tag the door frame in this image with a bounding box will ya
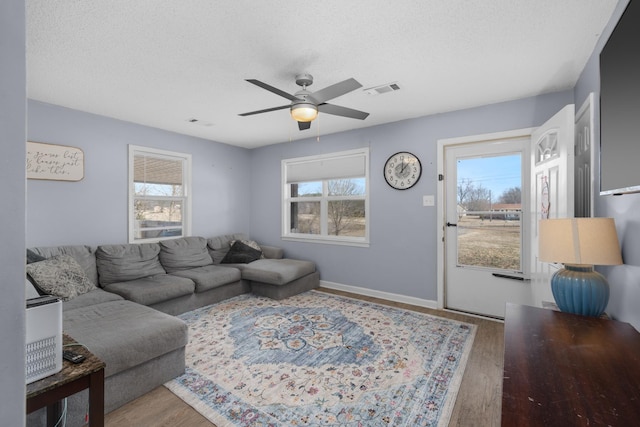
[436,127,535,311]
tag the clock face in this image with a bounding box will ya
[384,151,422,190]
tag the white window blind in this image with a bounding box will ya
[128,145,192,243]
[286,153,366,183]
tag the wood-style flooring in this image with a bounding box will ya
[105,288,504,427]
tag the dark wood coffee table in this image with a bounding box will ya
[502,303,640,426]
[27,334,105,427]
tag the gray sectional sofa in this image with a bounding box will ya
[26,233,319,426]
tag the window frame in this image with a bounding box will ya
[282,148,370,247]
[128,145,192,244]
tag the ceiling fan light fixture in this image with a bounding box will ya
[290,103,318,122]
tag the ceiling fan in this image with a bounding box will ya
[239,73,369,130]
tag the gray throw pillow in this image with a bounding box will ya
[26,254,97,301]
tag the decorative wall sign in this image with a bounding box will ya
[26,141,84,181]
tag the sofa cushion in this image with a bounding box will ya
[221,240,263,264]
[240,258,316,286]
[63,288,124,312]
[259,245,284,260]
[207,233,249,264]
[96,243,165,286]
[159,236,213,273]
[169,264,242,293]
[29,245,98,285]
[63,300,188,377]
[102,274,195,306]
[26,254,97,301]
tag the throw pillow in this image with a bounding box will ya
[27,249,47,264]
[221,240,263,264]
[26,254,97,301]
[229,239,264,259]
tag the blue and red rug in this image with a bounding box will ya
[165,291,476,426]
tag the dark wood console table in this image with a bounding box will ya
[27,334,105,427]
[502,303,640,426]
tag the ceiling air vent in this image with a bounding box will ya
[185,118,213,127]
[363,82,401,96]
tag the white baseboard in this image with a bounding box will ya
[319,280,438,310]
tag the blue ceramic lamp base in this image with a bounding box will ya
[551,264,609,317]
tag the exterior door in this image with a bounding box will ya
[529,104,575,307]
[444,137,530,318]
[441,105,575,319]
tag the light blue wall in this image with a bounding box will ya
[0,0,27,424]
[250,91,573,301]
[575,0,640,330]
[27,101,252,247]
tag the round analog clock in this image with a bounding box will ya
[384,151,422,190]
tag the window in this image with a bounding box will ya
[128,145,192,243]
[282,148,369,246]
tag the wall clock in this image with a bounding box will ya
[384,151,422,190]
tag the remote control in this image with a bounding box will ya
[63,350,86,364]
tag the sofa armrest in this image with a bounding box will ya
[260,245,284,259]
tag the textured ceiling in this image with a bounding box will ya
[26,0,618,149]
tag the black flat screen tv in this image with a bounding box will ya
[599,0,640,195]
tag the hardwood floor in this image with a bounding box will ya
[105,288,504,427]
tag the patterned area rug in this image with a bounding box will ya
[165,291,476,427]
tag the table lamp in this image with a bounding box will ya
[538,218,623,317]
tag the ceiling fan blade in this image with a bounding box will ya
[318,103,369,120]
[308,78,363,104]
[238,105,290,117]
[245,79,300,102]
[298,121,311,131]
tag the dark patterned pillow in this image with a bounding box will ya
[26,254,96,301]
[229,239,264,259]
[221,240,263,264]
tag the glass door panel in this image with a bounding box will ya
[456,154,522,273]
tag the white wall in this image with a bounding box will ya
[27,101,253,247]
[0,0,27,424]
[249,91,573,303]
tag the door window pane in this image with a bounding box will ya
[456,154,522,271]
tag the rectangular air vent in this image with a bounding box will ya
[363,82,401,96]
[186,118,214,127]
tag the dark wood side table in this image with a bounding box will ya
[502,303,640,426]
[27,334,105,427]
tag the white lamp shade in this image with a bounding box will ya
[539,218,623,266]
[290,104,318,122]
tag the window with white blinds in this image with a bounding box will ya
[282,148,369,246]
[128,145,192,243]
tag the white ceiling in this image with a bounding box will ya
[26,0,618,149]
